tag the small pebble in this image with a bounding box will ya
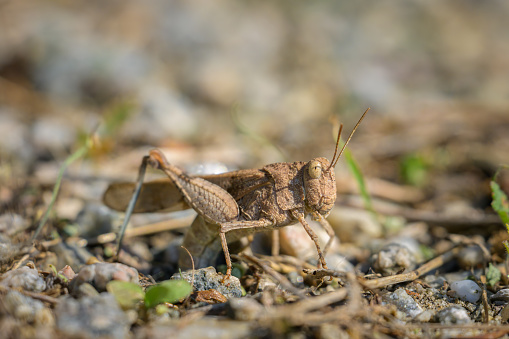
[0,214,29,236]
[227,297,264,321]
[287,271,305,288]
[456,246,484,269]
[3,291,54,326]
[500,304,509,322]
[491,289,509,302]
[327,207,383,244]
[372,243,416,275]
[74,282,100,298]
[384,288,423,319]
[146,304,180,323]
[423,275,447,289]
[70,262,139,293]
[55,293,129,339]
[135,318,251,339]
[173,266,242,298]
[58,265,77,281]
[325,253,354,272]
[75,203,116,238]
[414,310,433,323]
[449,280,481,303]
[0,266,46,292]
[436,305,472,324]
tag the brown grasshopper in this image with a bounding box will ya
[103,109,369,279]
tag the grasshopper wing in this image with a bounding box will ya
[103,179,189,213]
[103,169,269,213]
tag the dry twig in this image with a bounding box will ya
[359,247,459,289]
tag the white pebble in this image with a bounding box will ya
[449,280,481,303]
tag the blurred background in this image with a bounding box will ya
[1,0,508,248]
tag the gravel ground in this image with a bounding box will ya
[1,1,509,338]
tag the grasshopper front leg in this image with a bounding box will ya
[294,212,328,270]
[220,213,329,272]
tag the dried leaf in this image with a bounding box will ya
[195,289,228,304]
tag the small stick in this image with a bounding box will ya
[480,274,490,323]
[359,247,459,289]
[181,246,195,290]
[271,287,348,316]
[303,268,347,280]
[11,254,30,270]
[89,215,195,246]
[0,285,59,305]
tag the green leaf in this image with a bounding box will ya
[106,281,145,310]
[48,264,68,282]
[48,264,58,276]
[487,263,502,287]
[491,180,509,226]
[400,154,428,187]
[419,244,435,261]
[144,280,192,308]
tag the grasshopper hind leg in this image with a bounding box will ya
[115,155,151,258]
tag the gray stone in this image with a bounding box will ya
[135,318,250,339]
[0,214,29,236]
[227,297,264,321]
[70,262,139,293]
[449,280,481,303]
[436,306,472,324]
[491,288,509,302]
[372,243,417,275]
[384,288,423,319]
[172,266,242,298]
[3,291,54,326]
[55,293,129,339]
[75,203,116,238]
[456,246,484,269]
[0,266,46,292]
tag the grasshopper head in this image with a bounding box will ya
[303,157,336,217]
[303,107,369,217]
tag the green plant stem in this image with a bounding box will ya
[344,148,375,216]
[31,144,90,241]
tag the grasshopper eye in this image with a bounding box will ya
[308,160,322,179]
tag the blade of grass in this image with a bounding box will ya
[31,140,92,241]
[343,148,375,216]
[32,102,134,241]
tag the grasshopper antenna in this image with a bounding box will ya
[115,155,150,257]
[329,123,344,171]
[329,107,370,170]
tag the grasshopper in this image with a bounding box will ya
[103,109,369,279]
